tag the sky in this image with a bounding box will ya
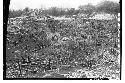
[9,0,119,10]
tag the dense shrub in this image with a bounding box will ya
[96,0,120,15]
[9,9,23,18]
[6,8,120,78]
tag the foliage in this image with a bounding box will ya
[78,3,96,17]
[96,0,120,14]
[6,7,120,79]
[9,9,23,18]
[9,1,119,18]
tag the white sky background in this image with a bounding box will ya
[9,0,119,10]
[10,0,119,10]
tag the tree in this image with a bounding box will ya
[78,3,96,17]
[66,8,75,16]
[96,0,120,15]
[22,7,31,16]
[9,9,23,18]
[47,7,59,16]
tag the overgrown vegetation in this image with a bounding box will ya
[9,1,119,18]
[6,1,120,79]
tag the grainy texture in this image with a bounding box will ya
[5,1,120,80]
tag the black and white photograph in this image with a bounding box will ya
[3,0,121,80]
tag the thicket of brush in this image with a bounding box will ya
[6,0,120,79]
